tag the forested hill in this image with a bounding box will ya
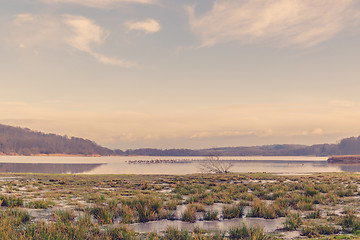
[0,124,113,156]
[118,136,360,157]
[2,123,360,157]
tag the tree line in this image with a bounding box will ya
[1,123,360,156]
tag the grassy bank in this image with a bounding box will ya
[0,172,360,239]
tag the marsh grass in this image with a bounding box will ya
[284,212,302,231]
[1,172,360,239]
[0,195,23,207]
[128,195,163,222]
[301,224,339,237]
[228,224,268,240]
[90,206,115,224]
[164,226,191,240]
[248,199,285,219]
[27,199,55,209]
[0,209,31,226]
[165,199,180,210]
[181,205,196,223]
[203,210,219,221]
[306,209,321,219]
[53,209,75,223]
[223,204,244,219]
[340,209,360,233]
[108,226,136,240]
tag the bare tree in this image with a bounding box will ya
[200,149,233,173]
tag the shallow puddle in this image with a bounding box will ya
[129,217,285,233]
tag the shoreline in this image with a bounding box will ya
[328,155,360,163]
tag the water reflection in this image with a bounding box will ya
[335,164,360,172]
[0,156,358,175]
[130,218,285,233]
[0,163,103,174]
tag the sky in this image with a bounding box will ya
[1,0,360,149]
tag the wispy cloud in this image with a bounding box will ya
[40,0,156,8]
[124,19,161,33]
[1,101,360,148]
[11,14,136,67]
[186,0,360,48]
[63,15,136,67]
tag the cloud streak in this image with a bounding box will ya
[2,100,360,148]
[11,14,136,67]
[63,15,136,67]
[125,19,161,33]
[187,0,360,47]
[41,0,156,8]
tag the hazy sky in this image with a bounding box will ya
[2,0,360,149]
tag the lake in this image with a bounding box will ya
[0,155,359,174]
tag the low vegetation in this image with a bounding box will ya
[0,172,359,239]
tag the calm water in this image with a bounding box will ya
[0,155,358,174]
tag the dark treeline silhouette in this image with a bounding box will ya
[0,124,113,156]
[2,123,360,157]
[115,148,202,156]
[118,137,360,157]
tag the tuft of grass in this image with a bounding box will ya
[305,209,321,219]
[125,195,163,223]
[53,209,75,223]
[0,209,31,226]
[0,195,23,208]
[90,206,115,224]
[163,226,191,240]
[165,199,180,210]
[27,199,55,209]
[119,204,135,224]
[301,224,339,237]
[284,212,302,231]
[108,226,136,240]
[248,199,284,219]
[340,210,360,233]
[181,206,196,223]
[229,224,268,240]
[223,205,244,219]
[203,210,218,221]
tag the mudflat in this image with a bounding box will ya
[0,172,360,239]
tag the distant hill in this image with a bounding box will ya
[2,123,360,157]
[118,136,360,157]
[0,124,113,156]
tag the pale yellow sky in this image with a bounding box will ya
[1,0,360,149]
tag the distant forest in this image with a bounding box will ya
[117,137,360,157]
[0,124,113,156]
[1,123,360,156]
